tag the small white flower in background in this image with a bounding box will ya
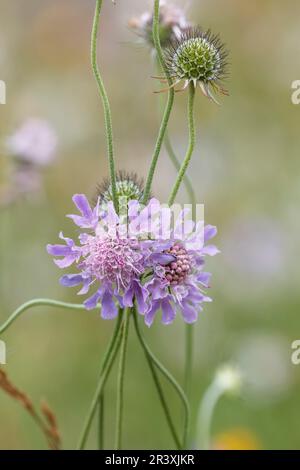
[129,0,191,48]
[6,118,57,166]
[215,364,242,396]
[196,364,243,449]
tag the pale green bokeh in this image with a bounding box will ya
[0,0,300,449]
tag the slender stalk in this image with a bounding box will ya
[115,308,130,450]
[77,313,123,450]
[0,299,95,336]
[155,60,196,210]
[132,309,190,449]
[197,382,223,450]
[142,0,175,204]
[164,132,196,210]
[184,324,194,399]
[168,83,196,206]
[132,308,181,449]
[97,394,104,450]
[91,0,118,212]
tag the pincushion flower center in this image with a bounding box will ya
[83,235,143,290]
[163,244,191,286]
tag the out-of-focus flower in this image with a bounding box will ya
[143,203,219,326]
[196,363,242,450]
[129,1,191,48]
[0,118,57,206]
[213,428,261,450]
[163,27,228,103]
[215,364,242,397]
[222,216,286,289]
[6,118,57,166]
[235,333,293,403]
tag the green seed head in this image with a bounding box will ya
[173,37,221,83]
[165,28,228,95]
[96,171,144,210]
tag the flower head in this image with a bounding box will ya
[143,203,220,326]
[164,28,228,103]
[47,195,219,325]
[47,194,154,319]
[129,1,191,49]
[6,118,57,166]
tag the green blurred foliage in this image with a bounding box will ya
[1,0,300,449]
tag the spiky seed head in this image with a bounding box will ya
[95,171,145,210]
[164,28,228,101]
[173,37,220,83]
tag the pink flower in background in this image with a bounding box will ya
[6,118,57,166]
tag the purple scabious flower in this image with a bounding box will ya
[143,204,220,326]
[6,118,57,166]
[47,194,154,319]
[47,195,219,325]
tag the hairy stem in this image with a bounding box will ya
[115,308,130,450]
[77,313,123,450]
[168,83,196,206]
[0,299,94,336]
[91,0,118,212]
[133,309,190,449]
[132,308,182,449]
[164,132,196,210]
[155,60,196,210]
[142,0,175,204]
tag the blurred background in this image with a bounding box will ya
[1,0,300,450]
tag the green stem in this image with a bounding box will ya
[98,394,104,450]
[165,132,196,210]
[77,313,123,450]
[91,0,118,213]
[115,308,130,450]
[133,309,190,449]
[168,83,196,206]
[155,60,196,211]
[0,299,94,336]
[197,382,223,450]
[132,308,181,449]
[184,324,193,400]
[142,0,175,204]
